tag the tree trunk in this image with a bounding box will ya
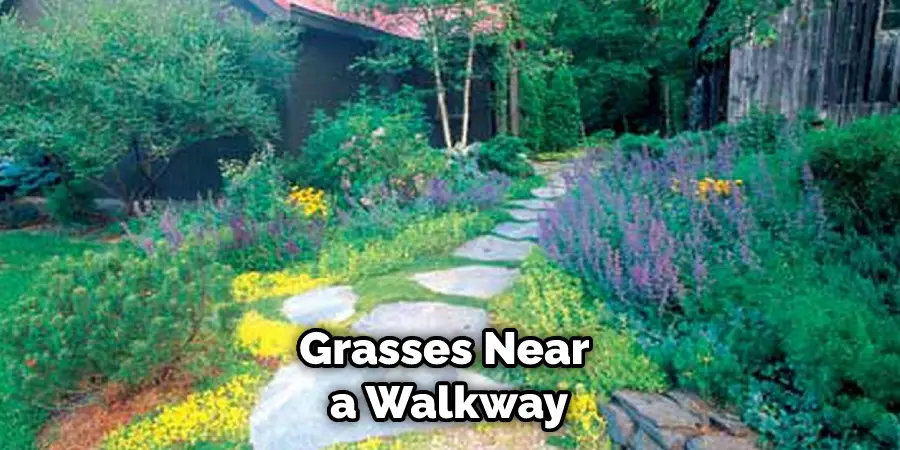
[687,0,723,130]
[460,9,477,147]
[426,10,454,151]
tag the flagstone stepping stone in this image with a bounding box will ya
[412,266,520,299]
[493,221,539,240]
[351,301,488,345]
[282,286,358,325]
[251,364,458,450]
[506,208,546,222]
[531,186,566,199]
[508,199,555,210]
[454,235,536,262]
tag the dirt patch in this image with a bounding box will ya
[37,370,194,450]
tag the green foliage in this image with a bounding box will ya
[520,67,548,152]
[476,135,534,178]
[290,89,446,201]
[0,242,234,409]
[732,108,788,154]
[219,146,288,223]
[488,252,668,394]
[44,181,97,225]
[0,158,59,198]
[543,66,583,152]
[0,0,297,205]
[616,132,668,157]
[316,210,495,281]
[807,113,900,234]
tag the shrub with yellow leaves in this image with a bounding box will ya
[287,186,329,218]
[232,270,333,303]
[103,374,264,450]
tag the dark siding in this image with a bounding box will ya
[280,27,379,152]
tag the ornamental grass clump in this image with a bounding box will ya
[0,242,234,410]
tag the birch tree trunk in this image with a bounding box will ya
[459,5,477,147]
[425,9,454,151]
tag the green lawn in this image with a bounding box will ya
[0,230,106,310]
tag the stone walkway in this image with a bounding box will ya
[250,162,572,450]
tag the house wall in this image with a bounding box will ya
[728,0,899,124]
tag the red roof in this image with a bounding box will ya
[276,0,501,39]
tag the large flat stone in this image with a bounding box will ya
[531,186,566,199]
[411,266,520,299]
[251,364,459,450]
[508,199,555,210]
[614,391,702,430]
[493,221,539,240]
[505,208,547,222]
[454,235,536,262]
[282,286,357,325]
[351,301,488,345]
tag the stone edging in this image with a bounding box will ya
[599,389,760,450]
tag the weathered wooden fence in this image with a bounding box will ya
[728,0,900,124]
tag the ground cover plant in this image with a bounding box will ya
[540,116,900,449]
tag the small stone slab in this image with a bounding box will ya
[251,364,460,450]
[508,199,555,210]
[613,390,703,430]
[454,235,536,262]
[411,266,520,299]
[493,221,539,240]
[351,301,488,345]
[282,286,357,325]
[505,208,546,222]
[531,186,566,199]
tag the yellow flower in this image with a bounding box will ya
[232,270,333,303]
[103,374,264,450]
[235,311,303,361]
[287,186,329,218]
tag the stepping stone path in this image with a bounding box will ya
[531,186,566,199]
[412,266,521,299]
[493,221,539,240]
[508,199,555,210]
[282,286,358,325]
[453,235,536,262]
[506,208,546,222]
[251,160,573,450]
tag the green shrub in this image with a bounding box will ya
[476,135,534,178]
[219,146,288,223]
[489,253,667,394]
[520,69,548,152]
[0,242,234,408]
[616,132,667,157]
[0,0,295,210]
[543,66,583,152]
[732,108,787,154]
[289,88,446,202]
[45,181,97,225]
[807,113,900,234]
